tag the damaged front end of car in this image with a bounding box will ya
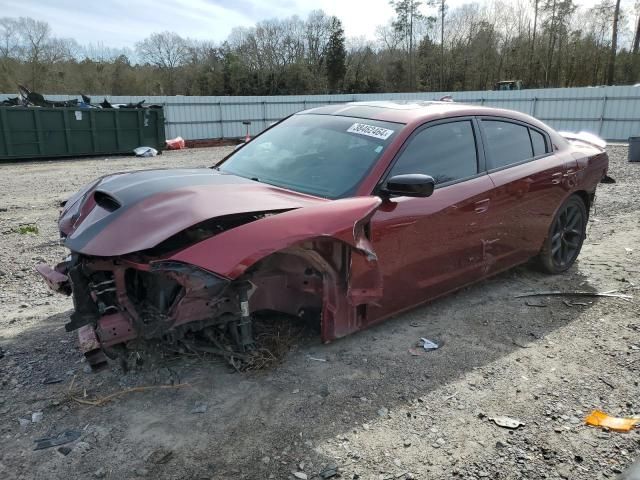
[36,172,384,370]
[38,254,250,369]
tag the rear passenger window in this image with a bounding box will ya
[389,121,477,185]
[482,120,533,169]
[530,129,548,156]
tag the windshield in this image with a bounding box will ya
[219,114,402,199]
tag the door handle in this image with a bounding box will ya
[474,198,490,213]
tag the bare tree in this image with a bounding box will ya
[541,0,576,86]
[0,17,20,89]
[375,23,403,50]
[0,17,19,59]
[136,31,189,70]
[17,17,51,90]
[305,10,332,75]
[606,0,622,84]
[136,31,188,94]
[632,1,639,54]
[0,5,637,97]
[390,0,425,89]
[529,0,540,84]
[428,0,447,90]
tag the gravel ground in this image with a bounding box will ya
[0,145,638,480]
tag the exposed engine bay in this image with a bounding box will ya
[37,229,371,370]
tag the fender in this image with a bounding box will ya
[169,196,384,303]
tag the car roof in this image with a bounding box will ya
[297,100,567,149]
[299,100,534,125]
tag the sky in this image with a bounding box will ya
[5,0,611,50]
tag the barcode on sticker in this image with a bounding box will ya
[347,123,394,140]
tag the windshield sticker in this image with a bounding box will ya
[347,123,394,140]
[374,145,383,153]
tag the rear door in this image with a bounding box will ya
[368,118,495,322]
[478,117,577,271]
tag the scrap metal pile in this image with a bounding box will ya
[1,85,161,109]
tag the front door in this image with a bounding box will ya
[367,119,495,323]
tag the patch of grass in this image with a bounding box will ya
[16,223,39,235]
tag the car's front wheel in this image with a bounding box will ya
[538,194,587,274]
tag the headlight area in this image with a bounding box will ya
[62,256,238,369]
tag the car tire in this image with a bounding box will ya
[538,194,587,274]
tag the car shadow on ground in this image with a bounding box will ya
[0,263,603,479]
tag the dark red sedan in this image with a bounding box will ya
[37,101,609,367]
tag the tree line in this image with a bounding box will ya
[1,0,639,97]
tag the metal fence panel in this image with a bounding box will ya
[3,86,639,141]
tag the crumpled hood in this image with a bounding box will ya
[60,168,327,256]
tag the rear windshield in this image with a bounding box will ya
[219,114,402,199]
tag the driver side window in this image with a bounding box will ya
[389,120,478,185]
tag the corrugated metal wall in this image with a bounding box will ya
[4,86,639,141]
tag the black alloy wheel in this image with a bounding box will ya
[538,195,587,274]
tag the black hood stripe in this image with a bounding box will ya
[64,169,255,253]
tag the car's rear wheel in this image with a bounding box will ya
[538,195,587,274]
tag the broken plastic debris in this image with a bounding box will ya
[306,355,327,362]
[166,136,186,150]
[190,402,208,414]
[33,430,81,450]
[409,337,440,356]
[42,377,63,384]
[584,410,640,432]
[420,338,439,350]
[133,146,158,157]
[319,464,339,479]
[601,175,616,184]
[489,416,525,429]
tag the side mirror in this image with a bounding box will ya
[382,174,435,198]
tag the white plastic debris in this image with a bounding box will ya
[409,337,441,356]
[489,416,525,429]
[190,403,208,414]
[420,338,439,350]
[133,146,158,157]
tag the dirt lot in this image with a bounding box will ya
[0,145,638,480]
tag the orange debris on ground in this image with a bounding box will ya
[584,410,640,432]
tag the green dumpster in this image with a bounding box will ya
[0,107,165,160]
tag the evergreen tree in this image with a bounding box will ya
[390,0,425,90]
[326,17,346,92]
